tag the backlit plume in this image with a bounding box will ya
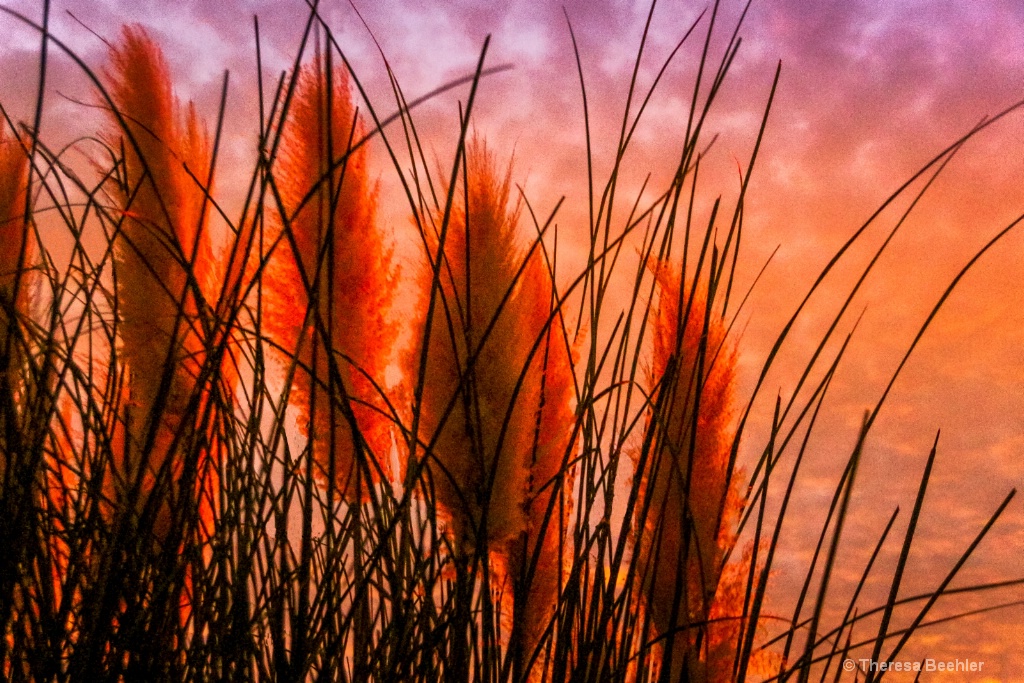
[264,54,399,501]
[415,138,576,678]
[0,124,31,474]
[508,247,577,680]
[0,126,31,371]
[103,25,219,535]
[633,261,742,682]
[416,137,532,551]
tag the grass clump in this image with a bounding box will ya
[0,1,1019,681]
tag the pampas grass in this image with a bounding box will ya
[0,3,1019,681]
[0,124,31,399]
[103,25,218,535]
[0,124,32,662]
[631,260,740,681]
[507,240,578,681]
[414,136,578,678]
[416,136,536,553]
[264,50,399,501]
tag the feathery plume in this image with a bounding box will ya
[0,125,31,392]
[0,124,31,485]
[701,543,781,682]
[507,248,578,680]
[415,136,533,551]
[103,25,219,539]
[415,137,576,679]
[0,125,33,665]
[633,260,739,682]
[264,54,399,501]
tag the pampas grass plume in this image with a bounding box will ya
[634,260,738,681]
[416,137,576,678]
[104,25,218,537]
[509,247,577,680]
[264,54,399,500]
[0,125,31,378]
[0,124,30,482]
[105,25,212,444]
[416,136,533,551]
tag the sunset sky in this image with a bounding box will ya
[2,0,1022,678]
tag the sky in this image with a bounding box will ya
[1,0,1022,679]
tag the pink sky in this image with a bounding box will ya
[2,0,1022,678]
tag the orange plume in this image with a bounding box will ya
[633,261,740,681]
[264,54,399,501]
[415,136,534,550]
[103,24,225,545]
[414,137,576,679]
[104,25,213,455]
[0,124,31,386]
[509,248,578,680]
[0,123,31,486]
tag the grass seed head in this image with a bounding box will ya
[103,24,219,543]
[264,53,399,500]
[415,135,534,551]
[0,125,31,352]
[634,259,740,679]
